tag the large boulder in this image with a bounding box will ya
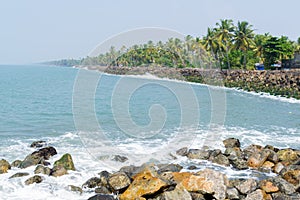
[0,159,11,174]
[108,172,131,192]
[53,153,75,171]
[247,149,270,168]
[223,138,241,148]
[259,179,279,193]
[277,149,299,165]
[119,169,168,200]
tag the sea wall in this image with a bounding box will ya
[81,66,300,99]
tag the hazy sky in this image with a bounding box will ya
[1,0,299,64]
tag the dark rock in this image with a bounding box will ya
[190,192,205,200]
[223,138,241,148]
[83,177,102,188]
[187,165,198,170]
[119,165,142,178]
[208,149,222,160]
[229,156,248,170]
[53,153,75,171]
[34,165,51,175]
[32,146,57,160]
[212,154,230,166]
[68,185,82,194]
[187,149,210,160]
[11,160,22,168]
[264,145,279,152]
[87,194,117,200]
[108,172,131,191]
[235,179,258,194]
[157,163,183,173]
[9,172,29,179]
[95,186,111,194]
[98,170,111,187]
[280,165,300,187]
[270,176,296,195]
[0,159,11,174]
[50,165,68,177]
[25,175,43,185]
[266,149,279,163]
[30,140,47,148]
[176,147,188,156]
[111,155,128,163]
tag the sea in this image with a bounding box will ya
[0,64,299,199]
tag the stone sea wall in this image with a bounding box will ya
[83,66,300,99]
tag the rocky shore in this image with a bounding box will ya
[1,138,300,200]
[79,65,300,99]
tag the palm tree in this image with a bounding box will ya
[254,33,271,63]
[202,28,219,57]
[232,21,255,69]
[215,19,234,68]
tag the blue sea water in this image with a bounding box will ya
[0,64,300,199]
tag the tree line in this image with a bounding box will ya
[52,19,300,70]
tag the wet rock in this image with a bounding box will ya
[157,163,183,173]
[19,146,57,168]
[264,145,279,152]
[228,155,248,170]
[88,194,117,200]
[243,144,263,159]
[50,165,68,177]
[235,179,257,194]
[9,172,29,179]
[83,177,102,188]
[53,153,75,171]
[281,165,300,186]
[259,179,279,193]
[187,149,210,160]
[189,192,205,200]
[30,140,47,148]
[277,149,299,164]
[34,165,51,175]
[108,172,131,192]
[271,176,296,195]
[25,175,43,185]
[212,154,230,166]
[224,147,242,157]
[95,186,111,194]
[223,138,240,148]
[266,149,279,163]
[161,184,192,200]
[0,159,11,174]
[274,162,285,174]
[176,147,188,156]
[247,149,270,168]
[226,187,240,199]
[111,155,128,163]
[208,149,222,160]
[119,169,167,200]
[245,189,269,200]
[119,165,143,178]
[98,170,111,187]
[11,160,22,168]
[68,185,83,194]
[187,165,198,170]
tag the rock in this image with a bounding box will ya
[9,172,29,179]
[119,165,143,178]
[247,149,270,168]
[187,149,210,160]
[0,159,11,174]
[162,184,192,200]
[228,156,248,170]
[259,180,279,193]
[157,164,183,173]
[208,149,222,160]
[34,165,51,175]
[223,138,241,148]
[274,162,285,174]
[212,154,230,166]
[176,147,188,156]
[264,145,279,152]
[189,192,206,200]
[281,165,300,186]
[30,140,47,148]
[262,161,275,169]
[245,189,269,200]
[87,194,117,200]
[50,165,68,177]
[224,147,242,157]
[235,179,257,194]
[19,146,57,168]
[83,177,102,188]
[68,185,83,194]
[119,169,168,200]
[187,165,198,170]
[277,149,299,164]
[266,149,279,163]
[108,172,131,192]
[98,170,111,187]
[11,160,22,168]
[243,144,263,159]
[271,177,296,195]
[95,186,111,194]
[53,153,75,171]
[25,175,43,185]
[227,187,240,199]
[111,155,128,163]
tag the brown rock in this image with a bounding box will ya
[9,172,29,179]
[277,149,299,164]
[51,165,68,177]
[281,167,300,186]
[223,138,241,148]
[11,160,22,168]
[108,172,131,192]
[260,180,279,193]
[245,189,270,200]
[34,165,51,175]
[119,169,167,200]
[247,150,270,168]
[68,185,83,194]
[0,159,11,174]
[25,175,43,185]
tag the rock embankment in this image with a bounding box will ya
[81,65,300,99]
[1,138,299,200]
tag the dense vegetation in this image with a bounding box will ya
[52,19,300,70]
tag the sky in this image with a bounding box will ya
[1,0,299,64]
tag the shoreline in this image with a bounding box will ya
[75,65,300,100]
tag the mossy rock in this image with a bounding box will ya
[54,153,75,171]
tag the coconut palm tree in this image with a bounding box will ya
[232,21,255,69]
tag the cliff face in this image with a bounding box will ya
[84,66,300,99]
